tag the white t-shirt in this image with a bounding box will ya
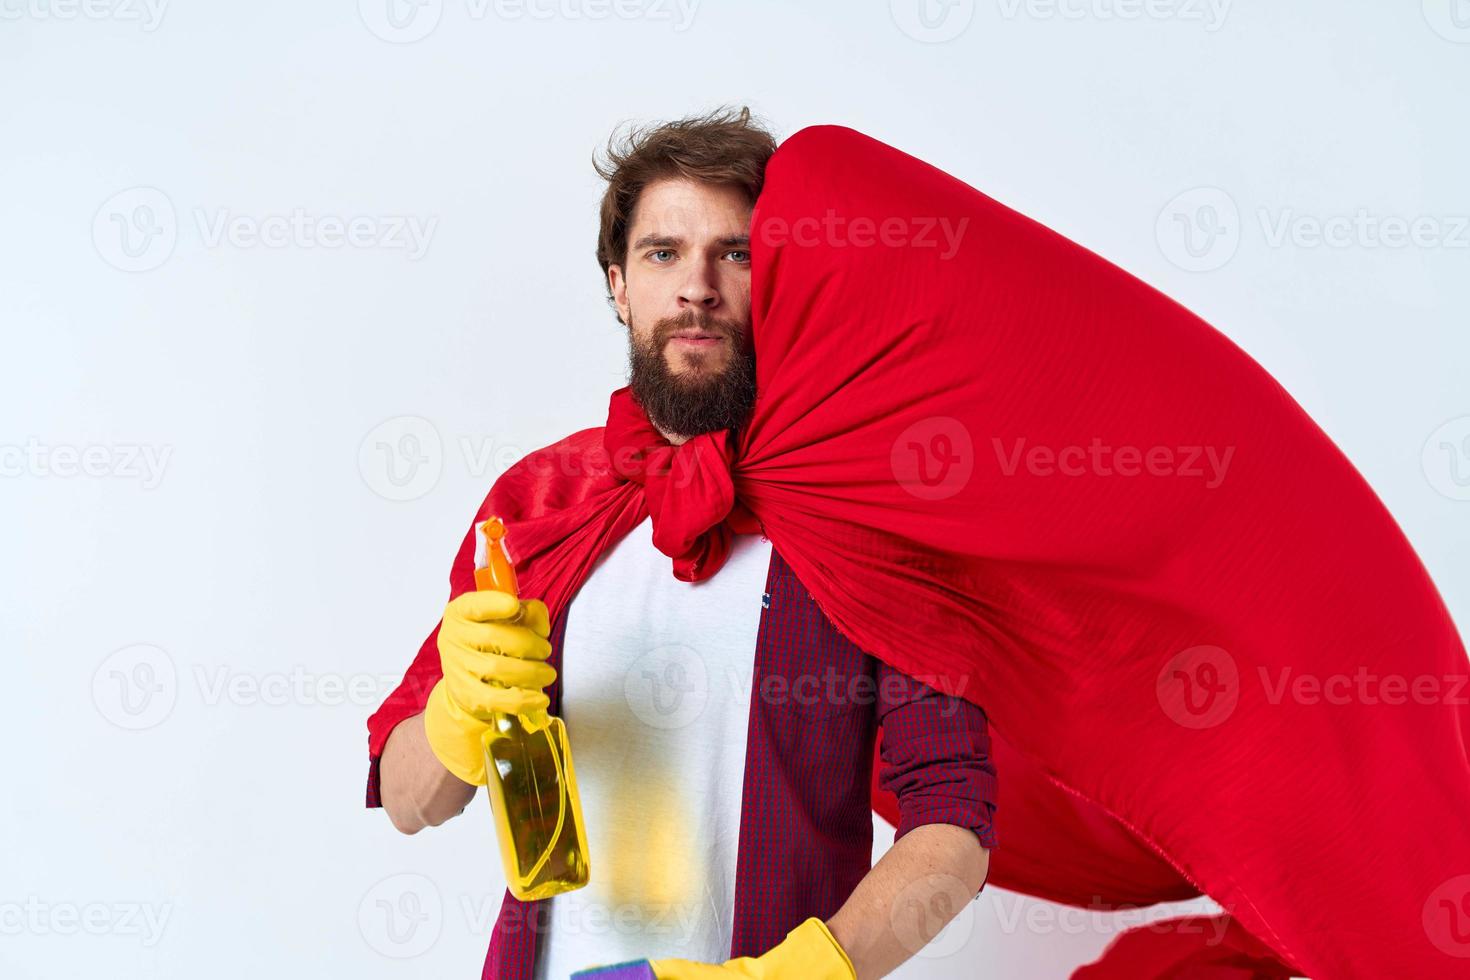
[533,515,774,980]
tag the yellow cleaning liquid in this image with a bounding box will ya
[474,516,591,901]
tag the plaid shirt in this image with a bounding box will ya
[366,544,998,978]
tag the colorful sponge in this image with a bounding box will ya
[569,960,656,979]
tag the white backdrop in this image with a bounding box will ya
[2,2,1466,977]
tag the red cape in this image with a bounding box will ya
[370,125,1470,978]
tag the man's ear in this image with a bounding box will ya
[608,264,631,327]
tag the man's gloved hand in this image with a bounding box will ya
[647,917,857,979]
[422,589,555,785]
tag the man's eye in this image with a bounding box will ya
[726,250,750,263]
[649,250,674,263]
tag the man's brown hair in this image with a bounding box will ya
[593,105,779,322]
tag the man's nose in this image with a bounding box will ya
[676,262,721,308]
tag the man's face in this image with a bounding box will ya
[608,177,757,443]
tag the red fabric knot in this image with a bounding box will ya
[603,386,759,581]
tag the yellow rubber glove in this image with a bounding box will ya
[648,917,857,979]
[422,589,555,786]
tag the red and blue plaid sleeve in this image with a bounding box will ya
[874,658,999,851]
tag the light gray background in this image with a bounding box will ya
[2,1,1466,977]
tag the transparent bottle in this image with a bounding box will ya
[474,516,591,901]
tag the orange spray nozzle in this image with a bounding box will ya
[474,516,520,597]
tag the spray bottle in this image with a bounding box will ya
[474,515,591,900]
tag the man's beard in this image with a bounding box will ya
[627,309,757,441]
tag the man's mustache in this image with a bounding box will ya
[654,313,745,344]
